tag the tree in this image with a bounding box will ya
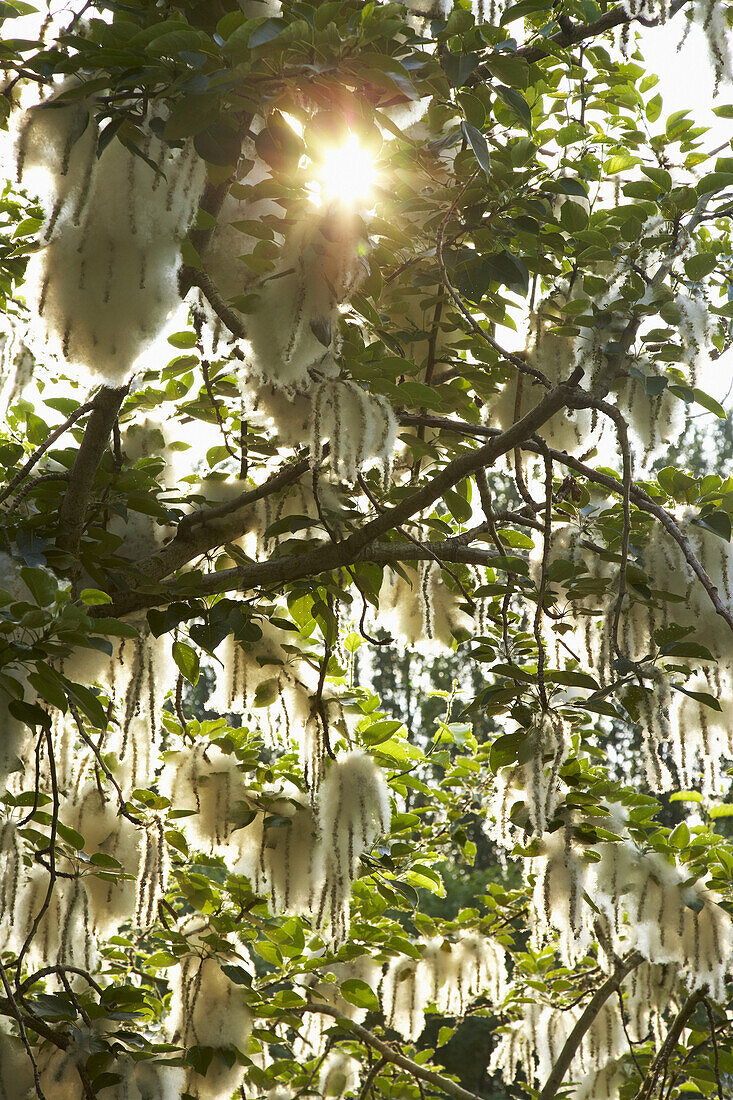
[2,0,733,1098]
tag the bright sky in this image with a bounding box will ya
[640,19,722,137]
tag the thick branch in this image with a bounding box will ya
[96,541,508,617]
[178,266,247,340]
[498,0,692,66]
[401,412,733,636]
[56,386,127,557]
[304,1003,484,1100]
[538,951,644,1100]
[102,372,581,617]
[634,988,705,1100]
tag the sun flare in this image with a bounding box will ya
[317,133,376,206]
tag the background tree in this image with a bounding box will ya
[2,2,733,1100]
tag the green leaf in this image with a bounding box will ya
[494,85,532,131]
[80,588,112,606]
[669,822,690,849]
[167,330,197,349]
[338,979,379,1012]
[362,719,403,746]
[19,566,56,607]
[460,121,490,176]
[172,640,200,686]
[685,253,717,280]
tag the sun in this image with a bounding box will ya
[316,133,377,207]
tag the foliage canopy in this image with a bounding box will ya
[3,1,733,1099]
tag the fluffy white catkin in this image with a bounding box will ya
[318,1052,360,1098]
[316,752,391,942]
[0,1030,34,1099]
[378,562,471,654]
[0,819,23,945]
[14,96,204,385]
[237,208,364,393]
[234,788,321,916]
[159,743,252,855]
[135,814,169,928]
[168,954,252,1100]
[381,955,427,1041]
[295,955,382,1057]
[67,781,142,935]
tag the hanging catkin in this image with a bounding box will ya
[168,952,253,1100]
[160,743,253,855]
[234,786,321,916]
[295,955,382,1057]
[135,814,169,927]
[68,781,142,935]
[315,752,391,943]
[318,1052,360,1099]
[13,94,205,385]
[378,562,471,654]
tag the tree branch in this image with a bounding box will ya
[634,988,705,1100]
[0,401,92,510]
[99,373,582,617]
[538,951,644,1100]
[304,1003,485,1100]
[180,266,247,341]
[56,386,127,558]
[492,0,693,67]
[401,412,733,636]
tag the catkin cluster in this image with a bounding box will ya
[382,933,508,1041]
[10,93,204,385]
[523,813,733,999]
[378,562,472,654]
[168,948,253,1100]
[492,962,678,1100]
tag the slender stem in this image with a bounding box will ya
[0,959,46,1100]
[0,401,92,510]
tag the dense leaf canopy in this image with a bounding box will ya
[2,2,733,1099]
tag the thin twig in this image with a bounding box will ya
[304,1003,485,1100]
[434,173,550,389]
[0,401,92,509]
[68,702,143,827]
[0,958,46,1100]
[4,472,69,519]
[16,724,59,985]
[400,412,733,637]
[704,999,724,1100]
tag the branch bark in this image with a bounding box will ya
[499,0,692,66]
[99,372,582,617]
[538,951,644,1100]
[401,412,733,637]
[634,988,705,1100]
[304,1003,485,1100]
[56,386,127,558]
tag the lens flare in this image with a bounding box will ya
[318,134,376,206]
